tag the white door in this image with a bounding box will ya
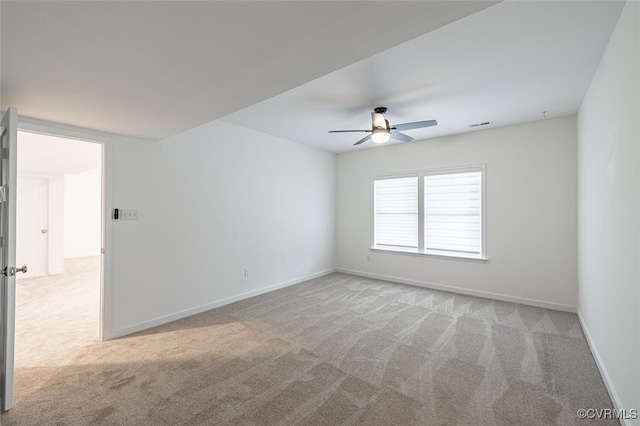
[16,177,49,278]
[0,107,21,411]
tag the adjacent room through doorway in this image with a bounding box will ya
[14,131,103,372]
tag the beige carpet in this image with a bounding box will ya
[1,261,614,425]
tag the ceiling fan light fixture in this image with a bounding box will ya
[371,129,390,144]
[328,107,437,146]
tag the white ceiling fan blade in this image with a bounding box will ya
[354,134,372,146]
[393,120,438,131]
[390,131,414,143]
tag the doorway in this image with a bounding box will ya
[14,131,103,368]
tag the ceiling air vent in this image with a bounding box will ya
[468,121,493,128]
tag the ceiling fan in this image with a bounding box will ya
[329,107,437,146]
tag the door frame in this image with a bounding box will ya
[17,116,112,342]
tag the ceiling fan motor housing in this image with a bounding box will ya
[371,112,389,130]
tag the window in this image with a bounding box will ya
[425,170,482,256]
[373,165,485,260]
[374,176,418,249]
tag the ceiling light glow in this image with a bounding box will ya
[371,130,390,144]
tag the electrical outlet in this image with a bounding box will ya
[366,255,371,262]
[244,268,250,278]
[120,209,139,220]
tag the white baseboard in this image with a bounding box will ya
[336,268,576,313]
[576,309,631,426]
[108,268,336,339]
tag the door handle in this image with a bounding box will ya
[1,266,27,276]
[41,229,48,233]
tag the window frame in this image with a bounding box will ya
[371,164,487,262]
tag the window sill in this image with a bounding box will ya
[370,246,489,263]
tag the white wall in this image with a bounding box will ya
[337,116,578,310]
[0,2,2,108]
[64,166,102,258]
[577,2,639,422]
[48,175,65,274]
[107,120,336,337]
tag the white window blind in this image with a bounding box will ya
[424,171,481,255]
[374,176,418,249]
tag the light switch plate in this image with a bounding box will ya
[120,209,139,220]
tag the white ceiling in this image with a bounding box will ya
[224,1,625,153]
[1,1,497,141]
[2,2,625,153]
[17,131,101,176]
